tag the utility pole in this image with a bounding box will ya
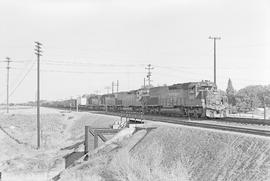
[112,81,114,94]
[143,78,146,89]
[208,36,221,86]
[4,57,12,113]
[35,41,42,149]
[105,86,110,94]
[110,81,119,94]
[116,80,119,93]
[145,64,154,87]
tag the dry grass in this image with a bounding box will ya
[0,107,117,180]
[60,126,270,181]
[2,107,270,181]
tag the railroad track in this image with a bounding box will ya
[154,118,270,137]
[91,110,270,125]
[90,111,270,137]
[45,105,270,125]
[43,106,270,137]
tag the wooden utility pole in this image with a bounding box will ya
[105,86,110,94]
[116,80,119,93]
[112,81,114,94]
[209,36,221,86]
[4,57,11,113]
[145,64,154,87]
[143,78,146,89]
[35,41,42,149]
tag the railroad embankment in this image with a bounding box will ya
[60,125,270,181]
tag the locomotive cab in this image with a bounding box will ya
[204,89,228,118]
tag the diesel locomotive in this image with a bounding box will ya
[77,80,228,118]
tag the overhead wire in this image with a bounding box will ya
[9,60,36,98]
[0,58,266,101]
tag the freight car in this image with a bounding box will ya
[42,99,77,109]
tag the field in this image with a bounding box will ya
[59,124,270,181]
[1,106,270,181]
[0,106,116,181]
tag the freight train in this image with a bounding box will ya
[43,80,228,118]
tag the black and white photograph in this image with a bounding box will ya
[0,0,270,180]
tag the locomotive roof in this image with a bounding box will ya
[90,81,215,98]
[169,81,215,88]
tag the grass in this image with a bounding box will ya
[0,107,117,180]
[2,107,270,181]
[59,126,270,181]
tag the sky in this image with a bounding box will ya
[0,0,269,103]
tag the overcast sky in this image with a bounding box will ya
[0,0,269,103]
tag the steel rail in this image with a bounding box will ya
[154,118,270,137]
[91,111,270,137]
[42,106,270,137]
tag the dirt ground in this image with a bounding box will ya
[1,106,270,181]
[0,106,116,181]
[59,125,270,181]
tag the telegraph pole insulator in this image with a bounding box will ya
[35,41,42,149]
[208,36,221,87]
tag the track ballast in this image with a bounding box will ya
[91,110,270,137]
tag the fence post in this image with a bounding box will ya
[94,132,98,149]
[84,126,89,154]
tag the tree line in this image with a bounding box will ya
[226,78,270,113]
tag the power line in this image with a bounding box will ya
[9,59,35,90]
[42,60,146,68]
[8,61,36,98]
[39,69,145,74]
